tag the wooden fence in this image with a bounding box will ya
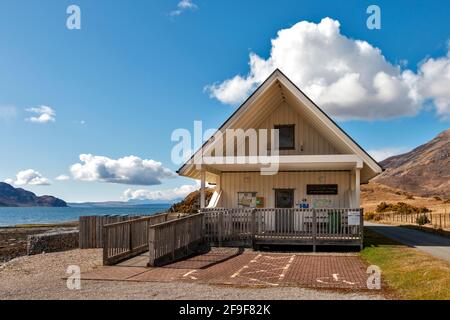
[79,215,143,249]
[148,213,204,267]
[102,213,170,265]
[372,211,450,230]
[203,208,363,250]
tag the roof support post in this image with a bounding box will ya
[355,168,361,208]
[200,169,206,209]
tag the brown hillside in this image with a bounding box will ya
[373,129,449,197]
[169,188,214,214]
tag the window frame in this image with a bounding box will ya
[274,124,295,150]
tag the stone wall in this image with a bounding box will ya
[27,229,79,255]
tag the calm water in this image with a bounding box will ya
[0,205,171,227]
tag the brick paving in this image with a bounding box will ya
[80,249,373,290]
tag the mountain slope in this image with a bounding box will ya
[0,182,67,207]
[373,129,450,197]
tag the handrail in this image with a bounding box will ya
[102,212,170,265]
[148,213,204,267]
[148,212,203,228]
[103,213,167,228]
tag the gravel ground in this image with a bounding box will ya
[0,249,385,300]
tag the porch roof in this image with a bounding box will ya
[182,154,363,183]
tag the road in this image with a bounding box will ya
[365,222,450,263]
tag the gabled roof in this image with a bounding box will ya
[178,69,383,182]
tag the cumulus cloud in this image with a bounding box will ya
[417,47,450,120]
[25,105,55,123]
[170,0,197,16]
[122,184,198,202]
[206,17,450,121]
[6,169,51,186]
[55,174,70,181]
[368,147,409,162]
[70,154,176,186]
[0,106,17,122]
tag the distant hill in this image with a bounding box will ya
[0,182,67,207]
[373,129,450,198]
[69,199,174,208]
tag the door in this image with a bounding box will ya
[275,189,294,233]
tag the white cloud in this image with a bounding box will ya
[70,154,176,186]
[368,147,408,162]
[0,106,17,122]
[4,178,14,185]
[170,0,197,16]
[25,105,55,123]
[55,174,70,181]
[6,169,51,186]
[122,184,198,202]
[417,48,450,120]
[206,18,450,121]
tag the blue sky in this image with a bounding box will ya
[0,0,449,202]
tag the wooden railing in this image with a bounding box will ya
[102,213,169,265]
[148,213,204,267]
[103,208,364,266]
[80,215,144,249]
[203,208,363,250]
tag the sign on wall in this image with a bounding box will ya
[237,192,257,208]
[348,210,361,226]
[307,184,338,195]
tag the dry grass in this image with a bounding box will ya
[362,182,449,214]
[361,228,450,300]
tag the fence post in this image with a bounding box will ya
[79,216,84,249]
[147,227,155,267]
[218,212,223,247]
[312,209,317,253]
[251,209,256,248]
[129,221,133,254]
[360,208,364,250]
[102,226,108,266]
[172,223,176,260]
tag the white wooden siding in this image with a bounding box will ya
[219,101,340,157]
[218,171,351,208]
[256,101,339,155]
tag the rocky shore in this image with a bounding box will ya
[0,222,78,264]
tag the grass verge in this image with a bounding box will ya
[361,227,450,300]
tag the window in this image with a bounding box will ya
[274,124,295,150]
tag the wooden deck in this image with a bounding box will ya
[90,207,363,267]
[203,208,364,250]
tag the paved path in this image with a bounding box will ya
[365,222,450,263]
[82,249,372,291]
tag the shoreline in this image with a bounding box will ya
[0,221,79,264]
[1,220,79,229]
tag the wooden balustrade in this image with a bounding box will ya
[79,215,138,249]
[100,208,364,266]
[102,213,169,265]
[148,213,204,267]
[202,208,364,250]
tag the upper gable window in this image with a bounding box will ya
[274,124,295,150]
